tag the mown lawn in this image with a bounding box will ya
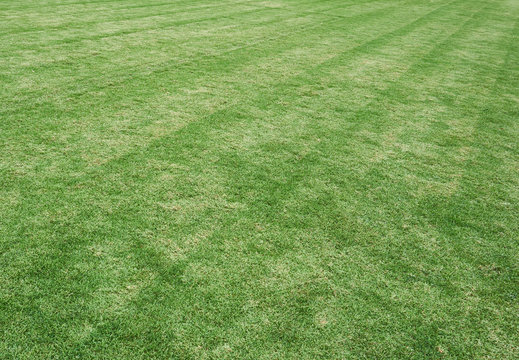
[1,0,518,358]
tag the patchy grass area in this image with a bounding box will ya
[1,0,518,358]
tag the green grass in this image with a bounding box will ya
[1,0,518,358]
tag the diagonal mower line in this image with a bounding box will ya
[77,0,451,83]
[0,0,274,37]
[417,15,519,232]
[418,13,518,189]
[0,0,455,189]
[394,14,519,287]
[0,0,356,38]
[340,2,492,160]
[397,11,519,199]
[1,0,258,18]
[212,1,492,219]
[0,0,182,12]
[0,0,409,113]
[93,1,494,313]
[0,0,463,177]
[37,1,481,318]
[1,8,390,88]
[0,4,269,39]
[73,0,463,180]
[1,0,368,54]
[148,4,495,298]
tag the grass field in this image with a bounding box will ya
[1,0,519,358]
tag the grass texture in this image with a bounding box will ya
[1,0,518,358]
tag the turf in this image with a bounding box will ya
[1,0,518,358]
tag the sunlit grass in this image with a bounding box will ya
[1,0,518,358]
